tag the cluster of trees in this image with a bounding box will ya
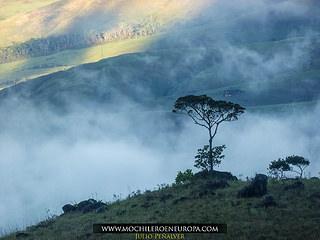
[0,16,161,64]
[268,156,310,179]
[172,94,312,181]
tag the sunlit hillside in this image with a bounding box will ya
[0,0,59,21]
[0,0,213,88]
[0,0,208,47]
[0,35,156,90]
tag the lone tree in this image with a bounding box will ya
[268,158,290,179]
[173,95,245,171]
[285,155,310,179]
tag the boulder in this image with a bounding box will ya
[77,199,97,211]
[238,174,268,198]
[193,170,238,181]
[62,204,76,213]
[16,232,29,238]
[62,199,106,213]
[77,199,105,213]
[260,195,277,208]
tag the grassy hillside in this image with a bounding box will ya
[1,38,319,110]
[1,173,320,240]
[0,0,206,47]
[0,35,156,89]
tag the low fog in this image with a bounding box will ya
[0,98,319,234]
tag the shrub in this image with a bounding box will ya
[194,145,226,171]
[175,169,193,184]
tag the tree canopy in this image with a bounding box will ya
[285,155,310,178]
[268,155,310,179]
[268,158,290,179]
[173,95,245,132]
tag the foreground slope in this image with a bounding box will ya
[2,174,320,240]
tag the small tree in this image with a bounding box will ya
[194,145,226,171]
[173,95,245,171]
[268,158,290,179]
[285,155,310,178]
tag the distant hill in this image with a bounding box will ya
[1,0,320,91]
[1,38,319,109]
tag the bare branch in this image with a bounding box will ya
[187,112,209,129]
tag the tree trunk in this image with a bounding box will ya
[209,128,213,172]
[299,166,303,178]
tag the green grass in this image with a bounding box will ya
[2,175,320,240]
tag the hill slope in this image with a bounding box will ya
[1,39,319,109]
[0,0,206,48]
[1,174,320,240]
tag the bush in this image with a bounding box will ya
[194,145,226,171]
[175,169,193,184]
